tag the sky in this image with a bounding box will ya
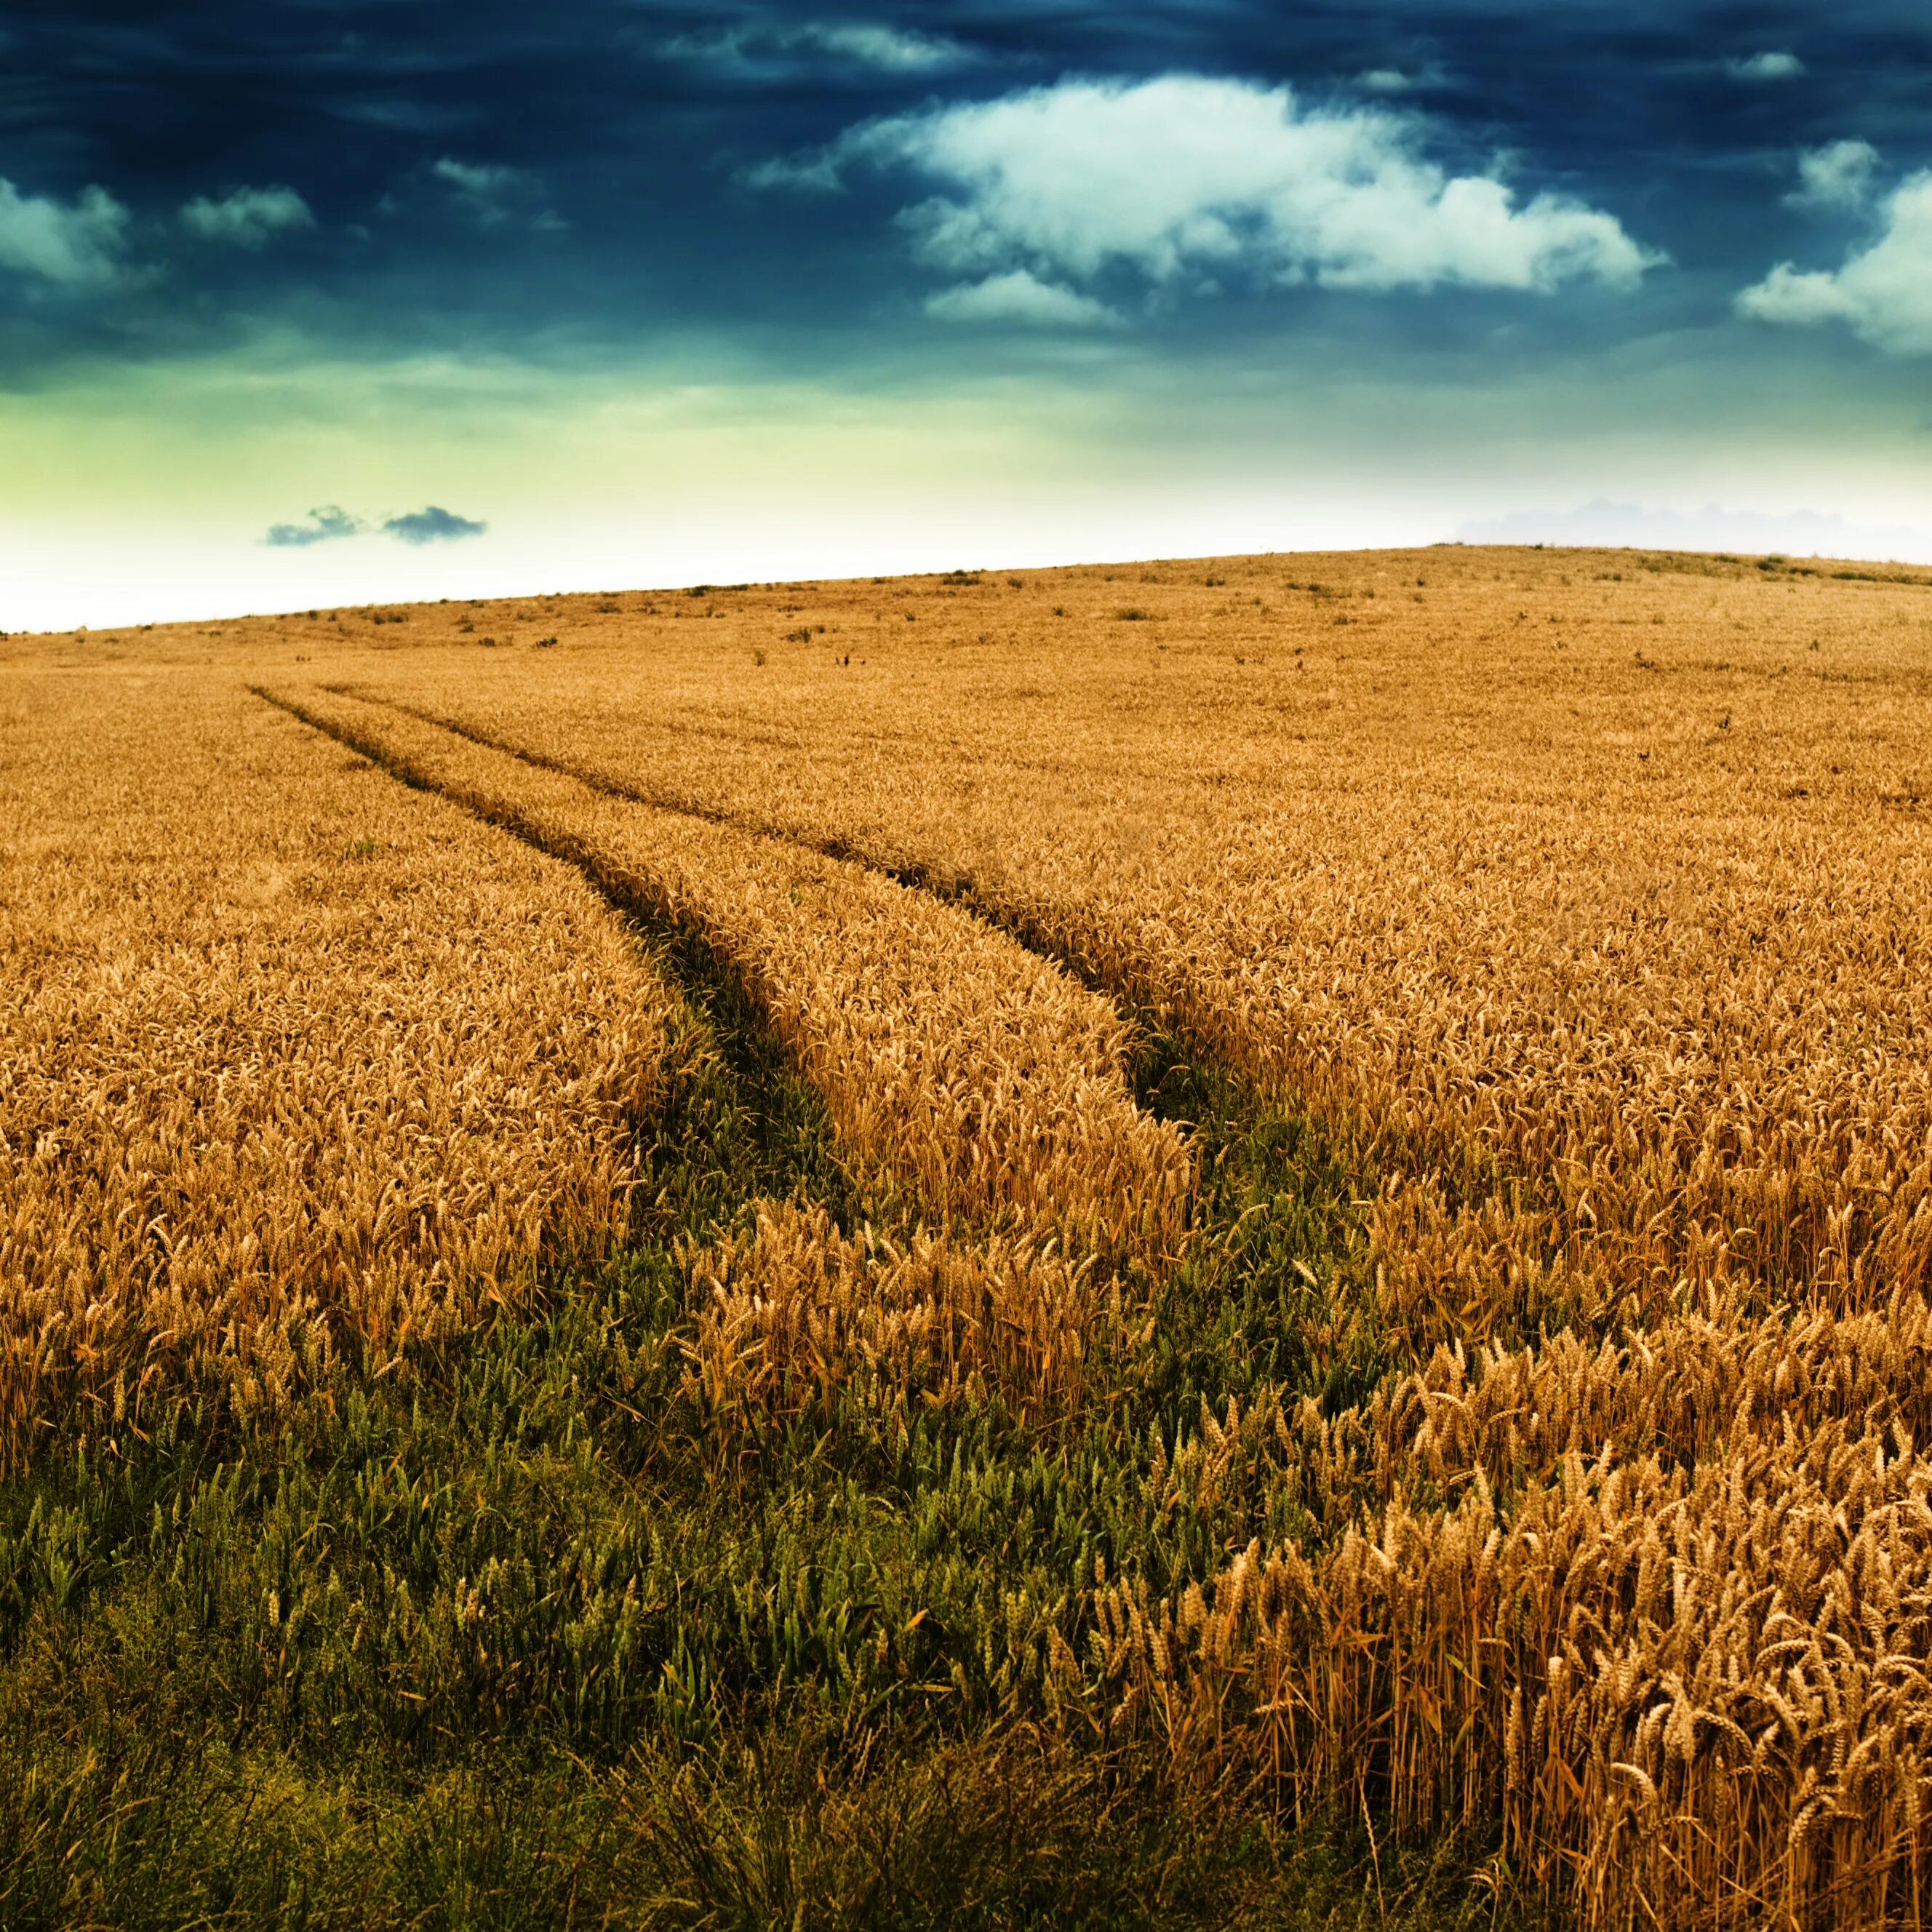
[2,1,1931,628]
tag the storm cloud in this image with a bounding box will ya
[1,0,1925,372]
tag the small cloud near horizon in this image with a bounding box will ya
[1456,498,1930,562]
[383,505,487,545]
[264,504,361,547]
[265,503,487,547]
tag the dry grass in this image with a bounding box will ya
[0,668,667,1461]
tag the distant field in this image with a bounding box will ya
[6,546,1932,1928]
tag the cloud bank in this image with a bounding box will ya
[762,75,1661,324]
[1739,166,1932,355]
[1458,498,1931,563]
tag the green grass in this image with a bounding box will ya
[0,884,1526,1928]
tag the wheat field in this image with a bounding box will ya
[7,546,1932,1928]
[0,663,668,1464]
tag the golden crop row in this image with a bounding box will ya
[0,670,667,1461]
[272,684,1191,1267]
[684,1202,1104,1428]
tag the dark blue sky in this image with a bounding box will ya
[3,2,1929,624]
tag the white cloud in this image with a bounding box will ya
[668,20,971,75]
[0,177,129,289]
[180,185,315,248]
[770,75,1659,322]
[925,269,1120,327]
[433,156,562,229]
[1736,263,1859,327]
[1358,69,1416,94]
[1787,139,1879,212]
[1739,169,1932,354]
[1728,51,1806,81]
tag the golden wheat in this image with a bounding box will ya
[1082,1409,1932,1929]
[266,682,1191,1264]
[0,666,668,1458]
[343,548,1932,1341]
[19,548,1932,1926]
[681,1202,1106,1427]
